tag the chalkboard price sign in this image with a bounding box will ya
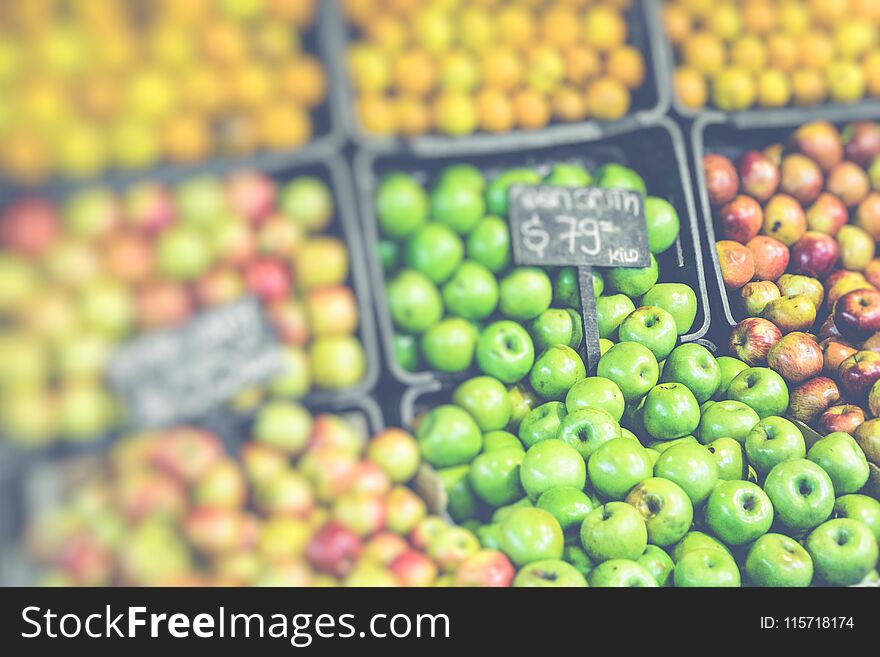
[107,296,285,429]
[509,184,649,268]
[507,183,651,371]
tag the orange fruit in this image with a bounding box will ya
[584,6,627,53]
[182,67,231,117]
[674,67,708,110]
[742,1,777,35]
[585,76,630,121]
[798,32,834,71]
[706,4,743,42]
[551,86,587,122]
[257,103,312,149]
[712,67,756,111]
[268,0,317,28]
[730,35,768,73]
[828,60,867,103]
[767,33,799,73]
[541,5,579,49]
[231,64,274,110]
[413,10,454,54]
[162,113,213,163]
[864,52,880,97]
[459,8,495,52]
[279,56,327,109]
[364,15,409,53]
[679,0,713,17]
[217,115,260,155]
[57,122,107,178]
[778,1,810,36]
[662,4,692,45]
[481,48,523,92]
[512,89,550,130]
[348,44,391,93]
[0,129,52,183]
[433,91,478,136]
[834,20,878,61]
[476,88,514,133]
[357,94,397,136]
[564,44,601,86]
[201,21,248,66]
[341,0,377,26]
[396,95,431,136]
[682,32,726,76]
[852,0,880,21]
[387,0,421,17]
[497,6,535,50]
[159,0,212,24]
[606,45,646,89]
[756,69,792,108]
[440,50,480,92]
[809,0,849,28]
[526,45,565,93]
[110,120,160,170]
[393,49,438,97]
[792,69,829,106]
[253,23,297,61]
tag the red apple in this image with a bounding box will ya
[244,257,291,302]
[789,121,843,171]
[716,240,755,289]
[151,427,224,483]
[306,285,359,337]
[819,315,842,340]
[309,413,365,455]
[704,154,739,206]
[776,273,824,310]
[184,508,247,555]
[788,376,841,424]
[762,194,807,246]
[363,531,409,566]
[195,267,246,306]
[331,492,386,537]
[818,404,866,435]
[306,523,363,577]
[789,231,839,279]
[763,143,784,168]
[821,337,859,375]
[836,224,875,271]
[257,213,304,256]
[255,469,315,517]
[299,446,359,501]
[834,289,880,342]
[390,550,438,587]
[826,271,873,311]
[728,317,782,366]
[767,331,823,383]
[227,171,277,224]
[838,350,880,400]
[454,549,516,587]
[117,470,187,522]
[827,161,870,207]
[740,280,781,316]
[240,443,288,487]
[762,294,817,334]
[747,235,789,281]
[136,281,193,329]
[103,231,155,285]
[719,195,763,243]
[349,461,393,496]
[268,298,310,346]
[866,258,880,289]
[780,153,824,205]
[738,150,779,201]
[855,192,880,241]
[0,197,61,256]
[213,217,257,267]
[55,534,113,586]
[843,121,880,166]
[806,192,849,236]
[125,182,175,234]
[861,332,880,352]
[194,459,247,510]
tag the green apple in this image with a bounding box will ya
[468,447,525,507]
[726,367,789,418]
[477,523,503,550]
[393,333,421,371]
[594,163,646,194]
[453,376,512,432]
[467,215,511,273]
[437,465,482,522]
[605,254,658,298]
[556,407,621,461]
[416,405,482,467]
[405,223,464,284]
[253,401,312,455]
[565,376,625,421]
[476,321,535,384]
[834,494,880,542]
[580,502,648,562]
[661,343,721,404]
[597,342,659,403]
[625,477,693,546]
[491,497,533,524]
[644,197,680,254]
[705,480,774,545]
[587,438,653,500]
[671,531,732,563]
[518,402,567,448]
[513,559,588,587]
[596,294,636,339]
[375,172,428,239]
[744,416,806,479]
[529,308,583,352]
[618,306,678,361]
[697,400,760,445]
[637,545,675,586]
[745,533,814,587]
[430,181,485,234]
[642,383,700,440]
[763,459,835,530]
[442,260,499,320]
[589,559,658,587]
[807,432,870,496]
[647,436,698,454]
[553,267,580,307]
[653,442,719,506]
[536,486,594,533]
[673,549,741,587]
[507,384,539,431]
[714,356,749,400]
[806,518,879,586]
[544,162,592,187]
[482,430,523,452]
[499,507,564,566]
[520,439,586,500]
[486,167,541,216]
[387,269,443,334]
[641,283,698,336]
[421,317,478,372]
[499,267,552,320]
[563,544,595,578]
[529,344,586,400]
[436,164,485,192]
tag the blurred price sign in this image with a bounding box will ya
[508,184,650,369]
[108,296,284,429]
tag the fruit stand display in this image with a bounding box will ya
[329,0,669,151]
[0,0,339,187]
[0,159,378,452]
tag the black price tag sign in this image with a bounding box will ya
[107,296,285,429]
[508,184,650,370]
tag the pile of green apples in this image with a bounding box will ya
[377,160,692,377]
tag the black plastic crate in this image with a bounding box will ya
[327,0,670,156]
[691,104,880,345]
[355,115,711,387]
[0,155,380,459]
